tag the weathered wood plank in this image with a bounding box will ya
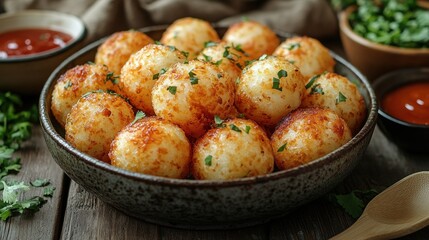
[0,126,66,240]
[60,181,160,240]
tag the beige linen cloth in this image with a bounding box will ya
[2,0,338,44]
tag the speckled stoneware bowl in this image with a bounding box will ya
[39,26,378,229]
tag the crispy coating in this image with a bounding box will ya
[95,30,154,75]
[235,56,305,127]
[120,44,187,115]
[301,72,367,135]
[160,17,220,59]
[151,60,235,139]
[191,118,274,180]
[223,20,280,60]
[51,63,121,127]
[197,41,247,86]
[271,107,352,170]
[273,36,335,79]
[65,92,134,163]
[109,116,191,179]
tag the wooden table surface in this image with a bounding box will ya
[2,40,429,240]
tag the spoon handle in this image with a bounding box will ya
[330,213,385,240]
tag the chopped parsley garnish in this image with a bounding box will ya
[310,83,324,95]
[272,69,287,91]
[189,70,198,85]
[232,43,246,55]
[244,125,251,134]
[204,41,218,48]
[106,72,119,84]
[0,92,54,221]
[277,143,287,152]
[214,115,225,128]
[181,51,189,59]
[245,60,256,66]
[131,110,146,125]
[286,42,301,50]
[154,40,162,45]
[202,54,212,62]
[64,81,73,89]
[229,124,242,133]
[305,74,321,89]
[167,86,177,95]
[328,189,378,219]
[336,92,347,104]
[168,45,176,51]
[153,68,167,80]
[204,155,213,166]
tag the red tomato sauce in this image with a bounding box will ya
[0,28,72,58]
[381,82,429,125]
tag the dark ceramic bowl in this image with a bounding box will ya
[39,25,377,229]
[373,68,429,153]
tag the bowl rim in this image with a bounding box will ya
[339,5,429,55]
[374,67,429,128]
[39,25,378,188]
[0,10,87,63]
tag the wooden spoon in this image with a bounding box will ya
[330,171,429,240]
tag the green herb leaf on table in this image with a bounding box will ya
[329,189,379,219]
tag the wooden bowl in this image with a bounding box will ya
[339,6,429,82]
[39,26,377,229]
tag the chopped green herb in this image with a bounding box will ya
[202,54,212,62]
[189,70,198,85]
[43,186,56,198]
[30,179,50,187]
[244,125,251,134]
[310,83,324,95]
[181,51,189,59]
[64,81,73,89]
[214,59,223,66]
[305,74,321,89]
[245,60,256,66]
[328,189,378,219]
[272,77,282,91]
[204,41,218,48]
[168,45,176,51]
[167,86,177,95]
[277,143,287,152]
[286,42,300,50]
[336,91,347,104]
[232,43,246,54]
[131,110,146,125]
[106,72,119,84]
[277,69,288,78]
[214,115,225,128]
[154,40,162,45]
[204,155,213,166]
[229,124,242,133]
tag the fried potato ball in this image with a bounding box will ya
[109,116,191,179]
[120,43,187,115]
[51,63,121,127]
[273,36,335,79]
[271,107,352,170]
[196,41,247,85]
[95,30,154,75]
[151,60,235,139]
[65,91,134,163]
[160,17,220,59]
[222,20,280,60]
[191,118,274,180]
[235,56,306,127]
[301,72,367,135]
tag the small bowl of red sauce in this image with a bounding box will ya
[373,68,429,153]
[0,10,86,95]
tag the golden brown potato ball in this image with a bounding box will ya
[222,20,280,60]
[235,55,306,127]
[109,116,191,179]
[160,17,220,59]
[120,43,187,115]
[151,60,235,139]
[95,30,154,75]
[301,72,366,135]
[191,118,274,180]
[51,63,121,127]
[65,91,134,163]
[273,36,335,79]
[196,41,247,85]
[271,107,352,170]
